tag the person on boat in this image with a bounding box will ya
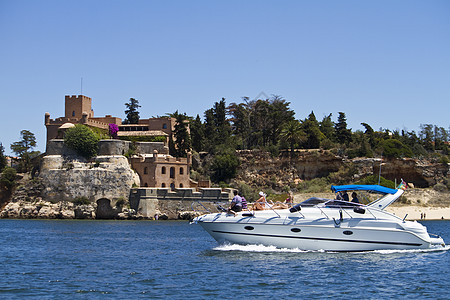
[228,190,243,216]
[342,191,349,201]
[351,192,359,203]
[253,192,273,210]
[284,192,294,207]
[238,191,249,211]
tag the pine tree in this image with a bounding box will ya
[335,112,352,145]
[123,98,141,124]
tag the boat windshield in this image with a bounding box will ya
[298,197,365,208]
[323,200,364,208]
[299,197,329,207]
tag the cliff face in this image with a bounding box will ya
[0,151,141,219]
[40,155,139,203]
[235,150,448,189]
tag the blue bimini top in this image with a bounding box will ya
[331,185,397,195]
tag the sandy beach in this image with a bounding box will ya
[386,206,449,221]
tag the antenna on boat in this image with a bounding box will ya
[378,151,383,185]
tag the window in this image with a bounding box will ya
[179,167,184,175]
[162,166,166,174]
[170,167,175,179]
[162,123,167,129]
[144,167,148,174]
[179,183,183,188]
[72,111,75,117]
[144,183,148,187]
[161,183,166,187]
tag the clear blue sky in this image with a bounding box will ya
[1,0,449,155]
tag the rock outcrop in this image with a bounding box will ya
[40,154,139,203]
[235,150,448,189]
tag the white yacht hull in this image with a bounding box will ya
[194,208,445,252]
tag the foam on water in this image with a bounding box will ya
[373,244,450,254]
[213,243,319,253]
[213,243,450,254]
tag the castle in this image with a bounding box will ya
[44,95,195,189]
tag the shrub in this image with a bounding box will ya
[356,175,395,189]
[64,125,99,159]
[382,139,413,158]
[210,151,240,183]
[73,196,90,205]
[297,177,330,193]
[0,167,17,191]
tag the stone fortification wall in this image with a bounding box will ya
[135,142,168,155]
[129,188,230,219]
[40,154,139,203]
[98,140,131,156]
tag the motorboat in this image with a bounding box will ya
[192,185,446,251]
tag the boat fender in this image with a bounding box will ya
[353,207,366,214]
[289,204,302,213]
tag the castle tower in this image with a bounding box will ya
[64,95,94,119]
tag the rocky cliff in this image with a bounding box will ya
[235,149,448,189]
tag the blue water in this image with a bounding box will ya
[0,220,448,299]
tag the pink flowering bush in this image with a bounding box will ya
[109,124,119,139]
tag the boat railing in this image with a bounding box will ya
[265,201,281,218]
[191,200,212,214]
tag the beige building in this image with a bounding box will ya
[130,149,192,189]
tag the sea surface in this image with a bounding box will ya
[0,219,448,299]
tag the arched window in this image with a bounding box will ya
[161,183,166,188]
[162,166,166,174]
[144,183,148,187]
[144,167,148,174]
[170,167,175,179]
[179,167,184,175]
[179,183,183,188]
[162,123,167,129]
[72,111,75,117]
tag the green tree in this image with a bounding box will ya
[171,111,191,157]
[280,120,305,155]
[123,98,141,124]
[419,124,434,151]
[319,113,335,140]
[190,114,205,152]
[0,143,7,172]
[382,139,413,158]
[64,125,99,159]
[335,112,352,145]
[210,149,240,183]
[10,130,37,172]
[0,167,17,192]
[301,111,324,149]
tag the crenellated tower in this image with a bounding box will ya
[64,95,94,119]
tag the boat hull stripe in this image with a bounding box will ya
[211,230,423,246]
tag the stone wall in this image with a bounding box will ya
[129,188,230,219]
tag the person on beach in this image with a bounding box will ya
[228,190,242,216]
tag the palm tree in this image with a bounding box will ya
[280,120,305,157]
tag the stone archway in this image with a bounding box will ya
[96,198,115,219]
